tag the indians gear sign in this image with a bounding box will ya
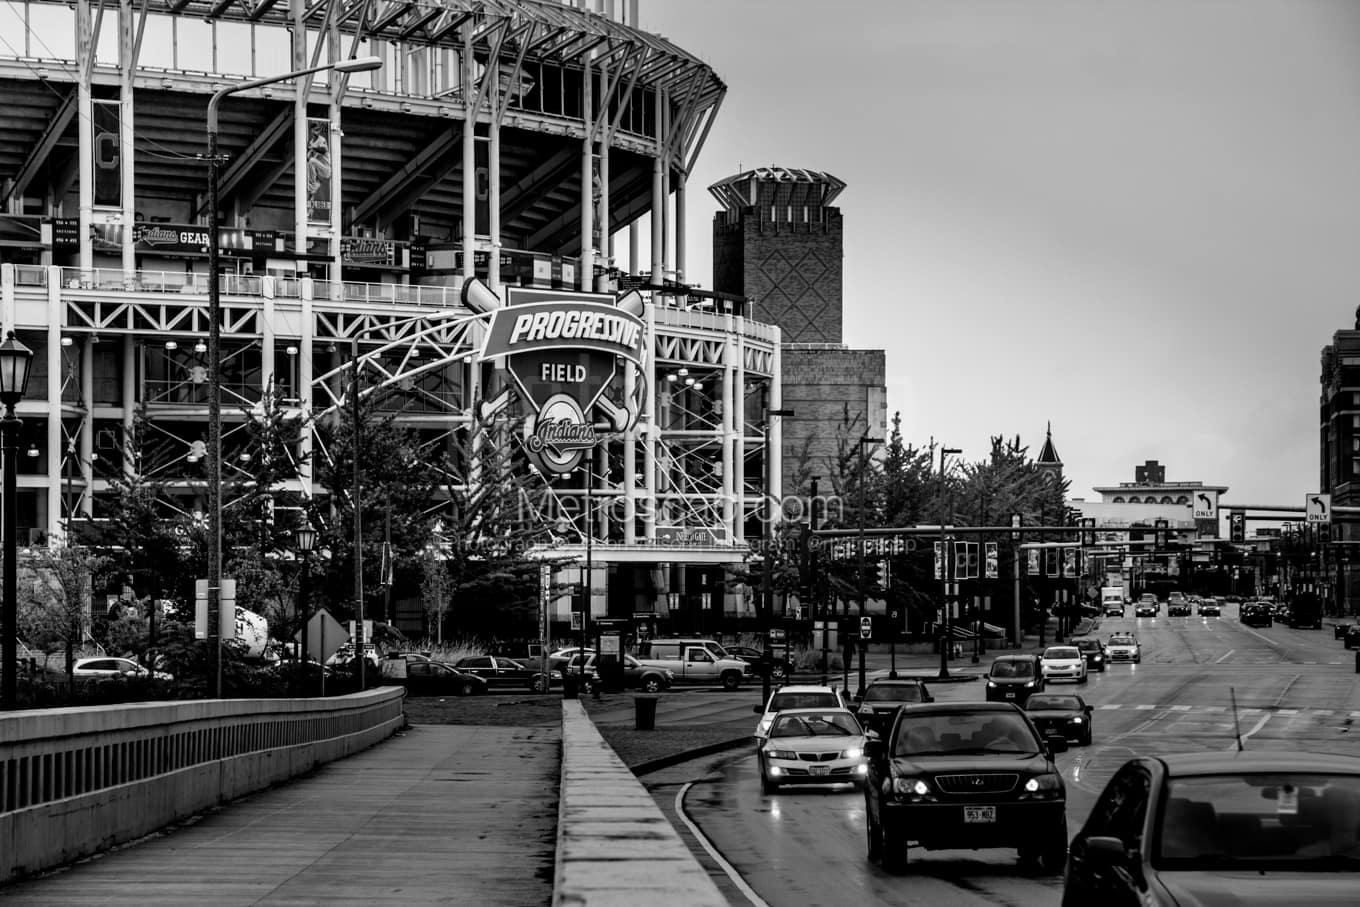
[465,281,646,475]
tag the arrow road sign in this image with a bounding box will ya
[1192,490,1218,520]
[1307,494,1331,523]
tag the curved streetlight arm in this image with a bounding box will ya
[207,56,383,133]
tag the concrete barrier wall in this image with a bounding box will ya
[554,700,728,906]
[0,687,404,883]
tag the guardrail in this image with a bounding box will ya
[0,687,404,883]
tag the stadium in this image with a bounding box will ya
[0,0,788,638]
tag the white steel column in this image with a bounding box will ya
[119,0,136,277]
[120,336,135,480]
[622,333,637,543]
[642,303,657,542]
[260,293,275,392]
[461,28,475,283]
[629,222,638,277]
[488,117,501,295]
[45,278,62,538]
[76,0,94,273]
[660,92,670,280]
[674,174,685,284]
[732,332,745,544]
[719,323,735,540]
[291,0,307,274]
[327,25,342,284]
[596,132,609,292]
[769,341,783,507]
[79,339,94,519]
[579,58,593,291]
[298,291,313,497]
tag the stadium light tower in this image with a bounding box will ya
[203,56,381,697]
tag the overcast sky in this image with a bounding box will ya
[641,0,1360,510]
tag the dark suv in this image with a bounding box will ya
[984,654,1046,705]
[1071,638,1106,672]
[863,702,1069,873]
[1241,602,1273,628]
[852,678,934,736]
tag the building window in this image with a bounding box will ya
[1112,497,1125,503]
[1176,496,1189,504]
[1160,496,1173,504]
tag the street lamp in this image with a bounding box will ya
[938,446,962,681]
[204,55,382,698]
[856,435,882,698]
[294,523,318,694]
[762,409,794,707]
[0,331,34,710]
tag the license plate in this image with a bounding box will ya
[809,764,830,776]
[964,806,996,823]
[1005,692,1015,699]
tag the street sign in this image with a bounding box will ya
[860,616,872,639]
[305,609,348,663]
[1306,493,1331,523]
[1192,490,1218,521]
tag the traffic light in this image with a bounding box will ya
[1318,523,1332,544]
[1081,518,1096,546]
[1154,518,1169,549]
[1229,511,1245,543]
[863,558,882,590]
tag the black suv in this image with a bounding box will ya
[984,653,1046,705]
[1070,638,1106,672]
[1344,625,1360,650]
[852,678,934,736]
[863,702,1069,873]
[1241,602,1273,628]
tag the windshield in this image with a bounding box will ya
[769,712,860,738]
[1074,640,1100,651]
[990,660,1033,678]
[1027,695,1081,711]
[769,692,839,712]
[1044,648,1080,660]
[1109,637,1135,646]
[894,712,1039,757]
[1155,774,1360,869]
[863,684,922,703]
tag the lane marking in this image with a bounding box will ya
[676,782,771,907]
[1235,622,1287,651]
[1214,650,1235,664]
[1230,714,1272,750]
[1097,704,1121,710]
[1170,705,1192,712]
[1277,709,1299,716]
[1135,704,1156,710]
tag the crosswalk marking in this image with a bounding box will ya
[1169,705,1192,711]
[1134,704,1156,710]
[1277,709,1299,716]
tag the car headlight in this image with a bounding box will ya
[893,777,931,796]
[986,680,997,688]
[765,749,797,760]
[842,747,863,760]
[1070,716,1084,723]
[1024,680,1036,687]
[1023,773,1063,796]
[1092,654,1103,661]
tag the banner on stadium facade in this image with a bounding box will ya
[90,222,261,256]
[466,280,646,475]
[306,118,333,226]
[93,99,121,208]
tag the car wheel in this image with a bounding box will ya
[721,671,741,691]
[880,820,908,873]
[1040,825,1069,874]
[1082,728,1093,746]
[1078,673,1088,685]
[761,772,779,795]
[459,680,477,696]
[641,676,662,693]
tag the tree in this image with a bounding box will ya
[418,543,452,642]
[18,542,105,682]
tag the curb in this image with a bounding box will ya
[630,736,753,777]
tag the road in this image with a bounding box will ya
[669,608,1360,907]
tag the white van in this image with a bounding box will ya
[1100,587,1125,616]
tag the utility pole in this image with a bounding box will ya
[938,446,962,680]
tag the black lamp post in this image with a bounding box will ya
[204,55,382,699]
[856,435,882,699]
[0,331,34,710]
[762,408,794,707]
[938,446,962,680]
[294,523,318,693]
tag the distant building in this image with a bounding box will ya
[710,167,887,493]
[1319,311,1360,614]
[1084,460,1227,539]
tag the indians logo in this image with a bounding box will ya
[463,280,646,475]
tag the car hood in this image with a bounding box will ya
[1107,644,1137,651]
[1043,659,1083,668]
[767,734,865,752]
[987,676,1040,686]
[859,699,920,709]
[1158,870,1360,906]
[1026,709,1084,721]
[891,752,1051,775]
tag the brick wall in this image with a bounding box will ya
[779,347,887,494]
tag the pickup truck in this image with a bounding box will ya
[635,645,750,690]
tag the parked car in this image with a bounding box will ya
[72,656,173,681]
[1071,637,1107,672]
[402,661,488,696]
[726,645,793,683]
[547,647,596,674]
[863,701,1069,873]
[1025,693,1094,746]
[753,684,851,743]
[851,678,934,736]
[564,653,673,692]
[1344,625,1360,650]
[1105,634,1142,663]
[984,653,1046,705]
[1063,750,1360,906]
[757,707,868,793]
[453,655,554,692]
[1333,622,1353,641]
[1040,646,1088,684]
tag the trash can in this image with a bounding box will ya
[634,695,659,731]
[562,675,579,700]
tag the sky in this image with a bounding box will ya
[641,0,1360,510]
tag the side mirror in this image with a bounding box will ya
[864,735,884,760]
[753,704,765,714]
[1084,835,1130,866]
[1046,733,1069,754]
